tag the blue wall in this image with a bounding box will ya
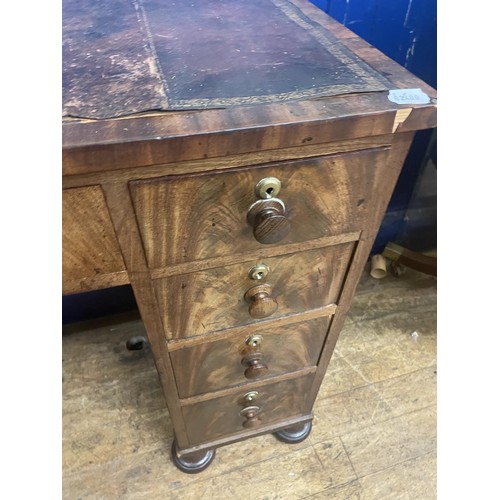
[311,0,437,254]
[311,0,436,88]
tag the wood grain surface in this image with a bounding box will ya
[306,132,416,411]
[166,306,336,351]
[155,243,354,339]
[61,136,393,190]
[62,186,127,294]
[151,233,359,280]
[100,182,191,448]
[181,372,315,446]
[130,148,389,268]
[62,0,436,177]
[170,316,331,398]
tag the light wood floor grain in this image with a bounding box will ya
[62,264,436,499]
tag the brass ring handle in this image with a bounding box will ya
[239,405,262,428]
[241,352,268,380]
[244,284,278,319]
[247,198,290,245]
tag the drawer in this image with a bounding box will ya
[130,147,390,269]
[181,373,315,446]
[155,243,354,339]
[62,186,128,294]
[171,316,330,398]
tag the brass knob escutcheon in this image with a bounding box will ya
[255,177,282,199]
[247,198,290,245]
[245,334,263,348]
[243,391,259,402]
[244,283,278,319]
[248,263,270,281]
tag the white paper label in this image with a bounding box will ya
[388,88,430,105]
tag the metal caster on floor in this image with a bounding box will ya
[126,336,148,351]
[273,420,312,444]
[171,441,216,474]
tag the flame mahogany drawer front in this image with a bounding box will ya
[181,372,316,446]
[129,148,390,269]
[155,243,354,340]
[170,316,330,399]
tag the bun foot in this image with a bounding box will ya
[171,441,215,474]
[273,420,312,444]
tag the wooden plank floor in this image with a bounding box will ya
[62,264,436,499]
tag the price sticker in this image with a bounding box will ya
[388,89,431,105]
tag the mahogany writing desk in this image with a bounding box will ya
[62,0,436,473]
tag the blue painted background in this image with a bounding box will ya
[311,0,436,88]
[63,0,437,324]
[310,0,437,254]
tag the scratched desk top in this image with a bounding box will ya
[63,0,393,119]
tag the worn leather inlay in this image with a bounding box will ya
[63,0,391,119]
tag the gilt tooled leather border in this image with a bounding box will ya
[63,0,391,119]
[169,0,390,109]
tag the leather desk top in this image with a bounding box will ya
[63,0,391,119]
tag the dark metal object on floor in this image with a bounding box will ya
[126,336,148,351]
[383,242,436,277]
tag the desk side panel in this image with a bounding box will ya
[62,186,129,294]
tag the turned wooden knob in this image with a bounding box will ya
[239,406,262,428]
[244,284,278,319]
[247,198,290,244]
[241,352,268,379]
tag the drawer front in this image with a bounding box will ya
[181,373,315,446]
[62,186,127,294]
[155,243,354,339]
[130,147,389,268]
[171,316,330,398]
